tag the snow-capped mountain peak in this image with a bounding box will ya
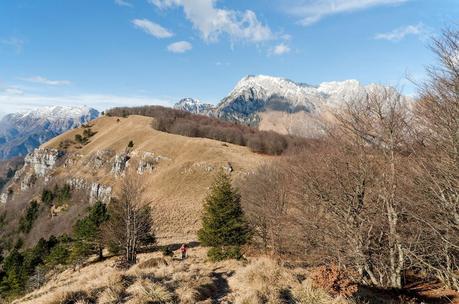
[0,106,99,160]
[174,98,213,115]
[15,105,98,122]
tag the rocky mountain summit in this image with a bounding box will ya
[173,98,213,115]
[176,75,391,130]
[0,105,99,160]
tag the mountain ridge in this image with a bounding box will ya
[0,105,99,160]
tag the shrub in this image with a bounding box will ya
[41,189,54,206]
[129,279,173,304]
[161,246,174,257]
[19,200,40,233]
[74,134,86,144]
[309,264,358,298]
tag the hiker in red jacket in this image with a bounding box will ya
[180,244,188,260]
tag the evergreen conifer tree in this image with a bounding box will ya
[198,171,250,261]
[73,201,109,260]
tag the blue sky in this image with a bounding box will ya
[0,0,458,115]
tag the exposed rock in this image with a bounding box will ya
[64,153,83,168]
[67,177,88,191]
[90,183,112,204]
[13,166,26,182]
[88,149,115,170]
[195,162,215,172]
[0,193,7,204]
[111,153,130,176]
[21,173,37,191]
[174,98,214,115]
[24,148,62,177]
[223,162,234,174]
[137,152,158,175]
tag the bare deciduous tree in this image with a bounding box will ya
[104,173,154,265]
[409,28,459,290]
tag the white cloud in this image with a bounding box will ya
[114,0,132,6]
[167,41,192,53]
[149,0,274,43]
[287,0,408,26]
[374,23,425,41]
[132,19,174,38]
[0,92,173,114]
[3,87,24,95]
[20,76,71,86]
[1,37,25,52]
[272,43,291,55]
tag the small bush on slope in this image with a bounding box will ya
[126,279,173,304]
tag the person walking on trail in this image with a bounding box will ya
[180,244,188,260]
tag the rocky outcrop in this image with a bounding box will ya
[66,178,112,204]
[20,173,37,191]
[174,98,214,115]
[0,192,7,204]
[24,148,62,177]
[67,177,88,191]
[137,152,166,175]
[88,149,115,170]
[111,153,130,176]
[90,183,112,204]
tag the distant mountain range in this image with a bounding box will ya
[174,75,382,124]
[174,75,392,135]
[0,106,99,160]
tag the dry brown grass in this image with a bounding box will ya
[14,247,353,304]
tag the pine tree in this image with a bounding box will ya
[198,171,250,261]
[73,201,109,260]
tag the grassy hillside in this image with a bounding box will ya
[42,115,270,244]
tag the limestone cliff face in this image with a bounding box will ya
[24,148,62,177]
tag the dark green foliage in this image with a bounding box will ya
[161,246,174,257]
[0,236,65,298]
[41,184,72,207]
[82,128,96,138]
[0,212,6,230]
[127,140,134,148]
[198,171,251,261]
[41,189,54,206]
[45,242,70,266]
[74,128,96,146]
[72,201,109,260]
[0,249,27,297]
[19,201,40,233]
[74,134,86,144]
[207,246,243,261]
[6,169,14,179]
[55,184,71,206]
